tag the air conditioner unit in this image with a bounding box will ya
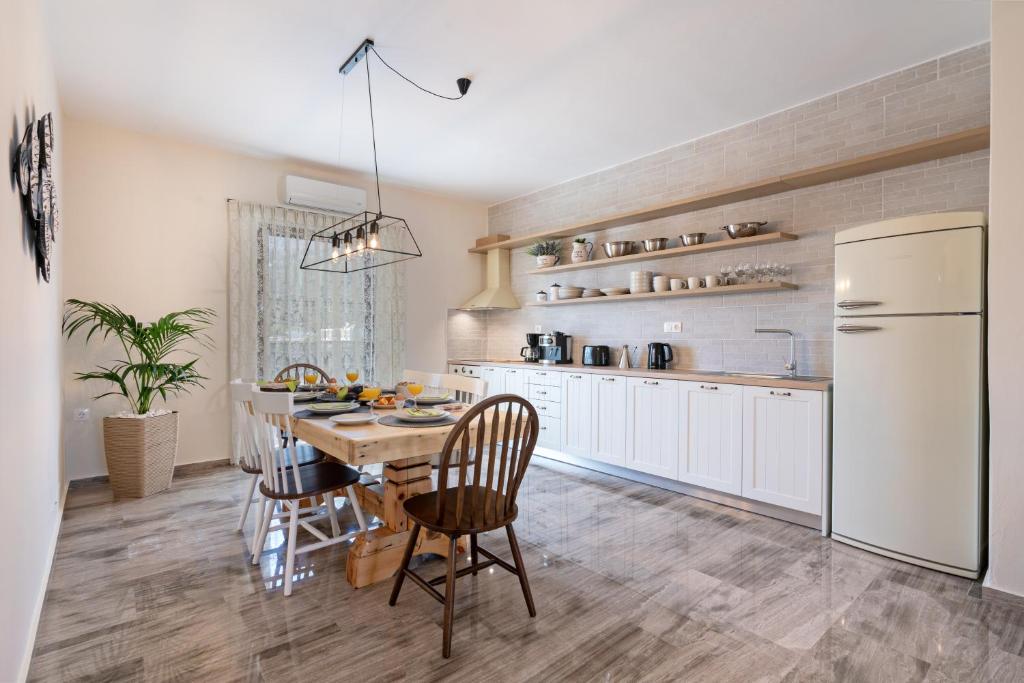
[283,175,366,215]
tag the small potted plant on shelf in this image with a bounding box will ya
[63,300,215,498]
[526,239,562,268]
[570,237,594,264]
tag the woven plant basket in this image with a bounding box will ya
[102,411,179,498]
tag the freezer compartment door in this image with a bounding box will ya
[832,315,981,573]
[834,226,983,316]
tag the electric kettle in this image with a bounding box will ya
[647,342,673,370]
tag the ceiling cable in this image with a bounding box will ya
[365,54,382,215]
[367,44,471,100]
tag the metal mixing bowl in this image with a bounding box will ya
[642,238,669,252]
[721,222,766,239]
[679,232,707,246]
[602,241,635,258]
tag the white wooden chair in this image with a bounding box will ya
[230,380,325,553]
[248,389,368,596]
[402,369,487,405]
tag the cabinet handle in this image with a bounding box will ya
[837,299,882,309]
[837,324,882,333]
[537,372,547,376]
[601,377,616,382]
[699,384,718,390]
[643,380,659,385]
[540,426,547,431]
[770,390,792,397]
[537,390,547,395]
[508,370,517,374]
[570,374,582,379]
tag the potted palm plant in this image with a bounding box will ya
[63,300,215,498]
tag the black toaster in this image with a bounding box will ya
[582,345,610,366]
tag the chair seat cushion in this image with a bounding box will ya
[259,461,361,500]
[241,443,324,474]
[404,486,518,534]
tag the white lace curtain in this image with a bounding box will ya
[228,200,405,388]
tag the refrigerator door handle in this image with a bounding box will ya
[837,324,883,333]
[837,299,883,309]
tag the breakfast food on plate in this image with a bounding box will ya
[373,394,398,407]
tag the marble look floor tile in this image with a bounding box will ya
[29,461,1024,682]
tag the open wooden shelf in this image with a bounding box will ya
[526,281,797,306]
[525,231,797,275]
[471,126,990,254]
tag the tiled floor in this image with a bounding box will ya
[30,459,1024,682]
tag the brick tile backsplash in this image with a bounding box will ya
[456,44,990,377]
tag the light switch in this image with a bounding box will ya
[663,321,682,333]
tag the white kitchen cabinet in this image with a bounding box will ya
[560,373,592,458]
[503,368,527,398]
[592,374,627,467]
[537,414,562,450]
[625,377,679,479]
[480,366,505,398]
[678,381,743,495]
[741,386,823,514]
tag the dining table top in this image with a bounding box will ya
[288,404,511,468]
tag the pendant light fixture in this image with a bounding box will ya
[301,39,472,274]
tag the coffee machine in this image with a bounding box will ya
[520,333,541,363]
[538,332,573,364]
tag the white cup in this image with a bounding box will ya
[704,275,721,288]
[670,278,685,290]
[652,275,670,292]
[687,276,703,290]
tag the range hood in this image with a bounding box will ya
[459,249,520,310]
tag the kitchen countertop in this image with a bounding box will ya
[449,359,833,391]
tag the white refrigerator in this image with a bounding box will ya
[832,211,986,579]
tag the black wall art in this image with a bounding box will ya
[14,112,60,282]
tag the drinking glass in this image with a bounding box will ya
[736,263,751,283]
[720,265,733,286]
[407,382,424,409]
[755,263,769,282]
[303,372,318,386]
[345,370,359,385]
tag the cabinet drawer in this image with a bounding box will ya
[527,369,561,387]
[529,384,561,402]
[531,399,559,416]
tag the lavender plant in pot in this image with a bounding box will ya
[526,239,562,268]
[63,300,215,498]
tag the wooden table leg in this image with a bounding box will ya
[346,455,463,588]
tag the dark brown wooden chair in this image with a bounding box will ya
[388,394,539,658]
[274,363,331,383]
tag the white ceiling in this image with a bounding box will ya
[43,0,990,204]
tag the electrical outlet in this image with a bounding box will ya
[534,325,543,333]
[663,321,682,333]
[74,408,90,421]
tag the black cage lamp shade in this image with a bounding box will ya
[300,211,422,273]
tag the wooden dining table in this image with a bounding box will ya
[290,405,502,588]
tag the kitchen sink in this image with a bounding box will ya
[724,372,831,382]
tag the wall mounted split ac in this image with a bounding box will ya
[282,175,366,215]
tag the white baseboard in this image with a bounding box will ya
[18,479,68,683]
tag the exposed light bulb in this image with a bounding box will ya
[330,233,341,259]
[368,221,380,249]
[343,231,353,255]
[355,226,366,251]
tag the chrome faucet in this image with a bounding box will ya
[755,328,797,377]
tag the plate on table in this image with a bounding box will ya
[330,413,378,426]
[396,408,448,423]
[306,402,360,415]
[291,392,318,402]
[414,394,453,405]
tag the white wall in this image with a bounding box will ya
[0,1,65,679]
[986,0,1024,598]
[62,117,486,479]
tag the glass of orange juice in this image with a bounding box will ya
[407,382,423,409]
[303,372,318,387]
[346,369,359,385]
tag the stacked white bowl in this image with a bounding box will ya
[629,270,653,294]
